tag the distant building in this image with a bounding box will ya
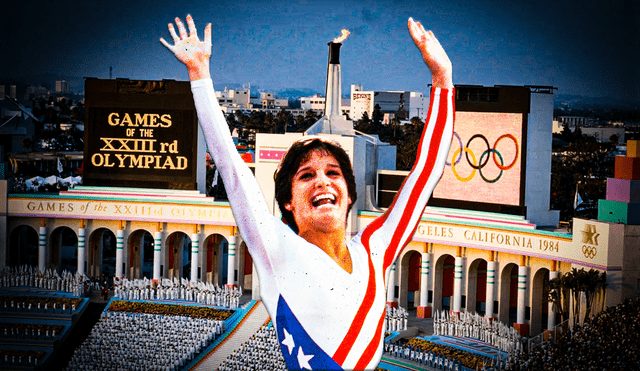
[0,85,17,100]
[582,127,625,143]
[556,116,585,129]
[350,84,428,123]
[24,86,49,101]
[300,94,325,113]
[553,119,625,143]
[251,92,288,109]
[56,80,69,94]
[216,87,251,109]
[5,40,639,343]
[0,96,38,158]
[217,88,291,113]
[555,116,600,130]
[300,94,350,117]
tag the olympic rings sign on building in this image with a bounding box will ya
[445,132,520,183]
[582,245,597,259]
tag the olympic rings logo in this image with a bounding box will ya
[446,132,519,183]
[582,245,597,259]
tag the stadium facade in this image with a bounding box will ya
[3,40,640,341]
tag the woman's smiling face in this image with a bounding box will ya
[284,149,352,235]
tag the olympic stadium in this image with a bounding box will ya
[1,43,639,370]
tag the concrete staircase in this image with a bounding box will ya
[193,301,270,371]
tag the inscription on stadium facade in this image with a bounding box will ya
[83,78,198,189]
[414,223,568,259]
[90,112,188,171]
[13,199,234,225]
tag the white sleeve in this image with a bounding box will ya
[190,78,290,279]
[361,87,454,270]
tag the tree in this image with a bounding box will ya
[294,114,305,132]
[276,108,293,133]
[247,111,266,130]
[560,122,573,142]
[548,274,570,327]
[371,104,383,127]
[609,134,619,146]
[396,122,423,170]
[225,112,241,134]
[264,112,276,133]
[21,138,34,158]
[390,117,400,140]
[354,111,374,134]
[573,126,582,138]
[234,110,248,127]
[206,162,228,200]
[581,268,607,321]
[551,135,615,221]
[567,268,581,327]
[549,268,607,328]
[298,110,320,132]
[410,116,423,126]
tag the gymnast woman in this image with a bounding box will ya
[161,15,454,370]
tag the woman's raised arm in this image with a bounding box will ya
[160,16,284,280]
[362,18,454,271]
[408,17,453,89]
[160,15,212,81]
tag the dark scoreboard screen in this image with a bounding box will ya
[83,78,198,190]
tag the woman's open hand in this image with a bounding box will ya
[408,17,453,89]
[160,15,212,81]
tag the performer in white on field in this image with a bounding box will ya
[160,14,454,370]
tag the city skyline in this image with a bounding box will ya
[2,0,638,105]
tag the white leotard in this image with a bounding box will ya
[191,78,454,370]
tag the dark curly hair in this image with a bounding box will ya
[274,136,357,233]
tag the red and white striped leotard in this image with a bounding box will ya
[191,78,454,370]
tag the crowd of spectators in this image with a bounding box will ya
[433,309,524,356]
[506,298,640,370]
[0,295,82,313]
[0,350,44,368]
[217,323,286,371]
[0,265,89,297]
[0,322,63,340]
[107,300,234,321]
[64,310,224,371]
[113,277,243,309]
[385,337,504,370]
[13,265,639,370]
[386,305,408,332]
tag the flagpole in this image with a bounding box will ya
[574,181,583,210]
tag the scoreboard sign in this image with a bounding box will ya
[83,78,198,190]
[430,85,530,215]
[378,86,530,216]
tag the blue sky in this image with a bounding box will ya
[2,0,638,104]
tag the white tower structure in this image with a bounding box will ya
[306,40,354,135]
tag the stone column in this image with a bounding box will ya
[38,226,46,273]
[226,235,236,287]
[417,251,432,318]
[486,259,497,319]
[548,269,560,331]
[514,257,529,336]
[191,232,200,282]
[252,261,261,300]
[115,228,124,278]
[77,228,86,276]
[452,254,464,313]
[386,261,398,308]
[153,231,162,282]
